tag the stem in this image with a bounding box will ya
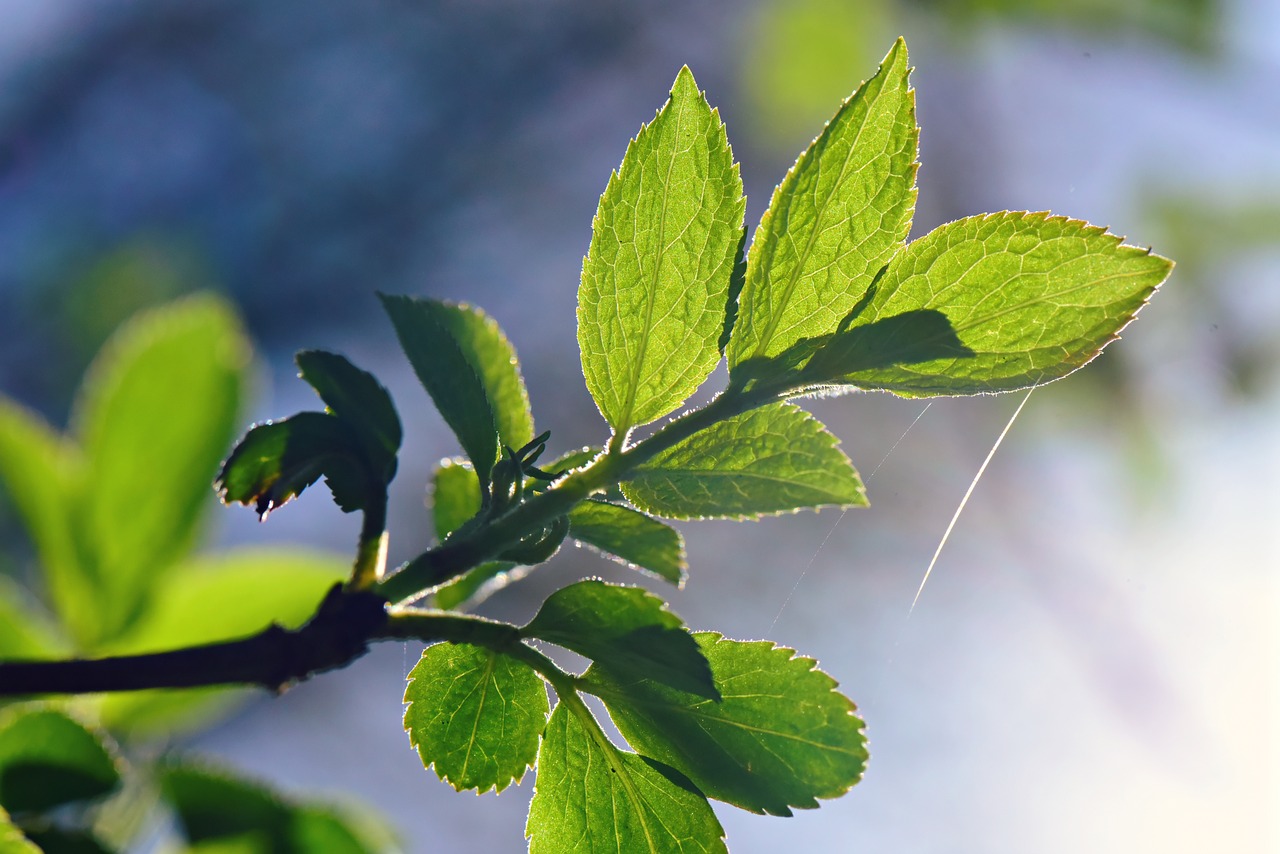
[348,489,390,589]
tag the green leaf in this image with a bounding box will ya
[73,294,247,640]
[0,708,121,813]
[381,295,533,485]
[578,66,745,434]
[526,701,726,854]
[431,458,481,540]
[161,762,389,854]
[97,548,348,736]
[0,809,40,854]
[216,413,366,518]
[523,580,715,699]
[0,400,89,638]
[19,828,115,854]
[403,642,548,793]
[622,402,865,519]
[430,561,522,611]
[567,501,686,585]
[0,578,67,660]
[295,350,402,479]
[819,211,1175,395]
[582,633,867,816]
[727,38,917,370]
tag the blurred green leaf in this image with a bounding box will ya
[523,580,715,699]
[0,578,67,660]
[0,807,40,854]
[578,66,745,434]
[728,38,916,370]
[295,351,402,480]
[827,212,1173,396]
[73,294,247,641]
[583,633,867,816]
[0,708,121,813]
[567,500,686,585]
[97,549,347,737]
[20,828,115,854]
[622,402,865,519]
[403,642,547,793]
[526,702,726,854]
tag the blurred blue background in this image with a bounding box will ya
[1,0,1276,851]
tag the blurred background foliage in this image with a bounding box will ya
[0,0,1275,852]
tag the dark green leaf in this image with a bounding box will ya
[216,413,367,518]
[74,294,247,640]
[622,402,865,519]
[728,38,917,370]
[523,580,715,699]
[567,502,686,585]
[579,66,745,434]
[295,350,401,479]
[0,708,121,813]
[403,642,548,793]
[822,211,1175,395]
[19,829,115,854]
[526,702,726,854]
[495,515,569,565]
[582,633,868,816]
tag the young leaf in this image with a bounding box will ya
[73,294,247,639]
[522,580,715,699]
[295,350,402,479]
[727,38,917,370]
[0,708,121,813]
[816,211,1174,395]
[97,548,348,736]
[582,633,868,817]
[578,66,746,435]
[621,402,865,519]
[526,702,727,854]
[567,500,687,585]
[403,642,548,793]
[216,413,367,518]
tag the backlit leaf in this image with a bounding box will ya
[582,633,867,816]
[578,66,745,434]
[526,702,726,854]
[403,642,547,793]
[728,38,916,371]
[295,350,401,479]
[567,500,686,585]
[522,580,714,698]
[0,578,67,660]
[622,402,865,519]
[820,211,1174,395]
[0,708,121,813]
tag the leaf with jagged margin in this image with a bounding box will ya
[160,761,393,854]
[567,501,686,585]
[295,350,402,480]
[97,548,347,737]
[0,809,40,854]
[0,708,121,813]
[526,702,727,854]
[727,38,917,371]
[380,295,502,486]
[0,399,91,641]
[813,211,1174,396]
[403,642,548,793]
[582,633,867,817]
[216,413,367,517]
[579,66,745,434]
[428,459,518,610]
[522,580,714,698]
[73,294,247,641]
[621,402,865,520]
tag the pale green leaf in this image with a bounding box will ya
[295,350,402,479]
[579,66,745,434]
[567,500,686,585]
[403,642,547,793]
[582,633,867,816]
[526,702,726,854]
[73,294,247,641]
[728,38,917,369]
[0,707,121,813]
[817,211,1174,395]
[96,548,347,736]
[522,580,714,698]
[0,807,40,854]
[0,578,67,660]
[621,402,865,519]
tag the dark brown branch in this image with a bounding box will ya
[0,584,389,697]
